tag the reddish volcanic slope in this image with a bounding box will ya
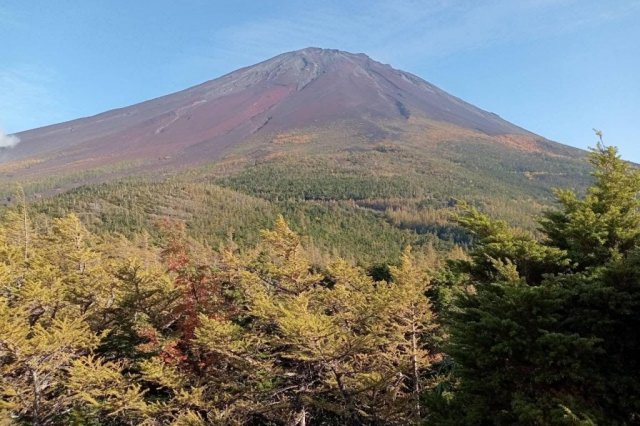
[4,48,540,174]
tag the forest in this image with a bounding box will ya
[1,143,639,425]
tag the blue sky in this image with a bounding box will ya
[1,0,639,159]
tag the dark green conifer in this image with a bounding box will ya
[435,140,640,424]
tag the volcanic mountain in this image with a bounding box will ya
[2,47,580,178]
[0,48,591,262]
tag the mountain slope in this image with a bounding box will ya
[2,47,576,178]
[0,48,591,264]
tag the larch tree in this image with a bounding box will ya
[0,213,107,424]
[385,247,435,423]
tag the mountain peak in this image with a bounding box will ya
[216,47,380,93]
[207,46,526,134]
[6,48,538,175]
[284,46,371,59]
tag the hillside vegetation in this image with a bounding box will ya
[1,143,638,425]
[1,121,592,267]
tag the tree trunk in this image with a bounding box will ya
[21,190,29,263]
[332,362,357,423]
[410,313,421,421]
[290,406,307,426]
[31,369,41,425]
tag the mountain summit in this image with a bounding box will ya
[4,48,567,176]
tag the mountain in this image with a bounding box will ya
[3,48,576,176]
[0,48,591,264]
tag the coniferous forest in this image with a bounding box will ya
[1,143,639,424]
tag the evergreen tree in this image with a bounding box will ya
[435,142,640,424]
[541,141,640,269]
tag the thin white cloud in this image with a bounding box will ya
[2,0,638,134]
[208,0,639,69]
[0,128,19,148]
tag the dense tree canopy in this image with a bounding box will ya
[0,207,438,424]
[432,143,640,425]
[1,142,638,425]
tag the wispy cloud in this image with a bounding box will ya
[209,0,639,68]
[1,0,637,134]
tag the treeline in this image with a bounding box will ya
[1,143,639,425]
